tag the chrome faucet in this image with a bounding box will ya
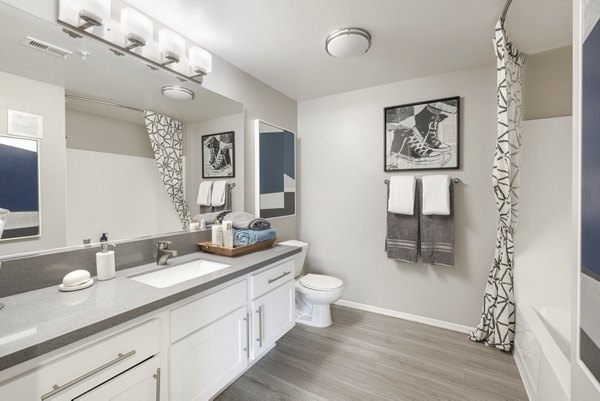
[156,240,178,265]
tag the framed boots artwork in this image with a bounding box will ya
[384,96,460,171]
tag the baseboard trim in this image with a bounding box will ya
[513,343,536,401]
[335,299,474,334]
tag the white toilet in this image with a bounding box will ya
[280,240,344,328]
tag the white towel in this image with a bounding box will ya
[388,176,416,215]
[197,181,213,206]
[211,180,228,207]
[422,175,450,215]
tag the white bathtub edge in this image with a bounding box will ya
[514,340,536,401]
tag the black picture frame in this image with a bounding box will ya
[384,96,460,172]
[201,131,235,178]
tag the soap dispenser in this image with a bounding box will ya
[96,242,116,281]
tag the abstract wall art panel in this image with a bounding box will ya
[255,120,295,219]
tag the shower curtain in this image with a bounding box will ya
[144,111,191,229]
[469,19,524,351]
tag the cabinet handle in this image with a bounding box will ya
[153,367,161,401]
[268,271,291,284]
[40,350,136,400]
[243,313,250,358]
[256,305,264,347]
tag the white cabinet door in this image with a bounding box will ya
[170,307,249,401]
[74,357,160,401]
[251,279,295,360]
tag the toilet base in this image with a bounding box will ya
[295,304,332,328]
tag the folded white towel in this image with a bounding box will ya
[197,181,213,206]
[422,175,450,215]
[388,176,416,215]
[211,180,228,207]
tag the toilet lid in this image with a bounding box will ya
[300,274,343,291]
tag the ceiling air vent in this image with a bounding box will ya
[22,36,72,59]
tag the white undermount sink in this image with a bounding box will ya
[129,259,230,288]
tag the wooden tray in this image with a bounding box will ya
[197,238,276,257]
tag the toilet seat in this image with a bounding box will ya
[299,274,343,291]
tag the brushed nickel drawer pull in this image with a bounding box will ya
[40,350,136,400]
[268,271,291,284]
[256,305,265,347]
[243,313,250,358]
[153,367,161,401]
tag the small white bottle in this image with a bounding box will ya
[222,221,234,248]
[96,242,116,280]
[212,223,223,246]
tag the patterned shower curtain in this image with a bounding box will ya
[144,111,191,228]
[469,20,524,352]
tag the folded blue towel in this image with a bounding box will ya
[234,228,276,247]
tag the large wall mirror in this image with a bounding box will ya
[0,2,244,257]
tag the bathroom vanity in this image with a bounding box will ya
[0,245,299,401]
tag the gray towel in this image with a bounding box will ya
[199,205,212,214]
[420,182,454,266]
[211,186,231,212]
[220,211,271,230]
[386,181,419,262]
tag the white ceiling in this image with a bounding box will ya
[125,0,572,101]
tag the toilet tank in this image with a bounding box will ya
[279,240,308,277]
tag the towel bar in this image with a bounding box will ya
[383,178,461,185]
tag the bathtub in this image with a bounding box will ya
[514,304,571,401]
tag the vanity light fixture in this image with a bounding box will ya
[325,27,371,58]
[76,0,111,30]
[121,7,153,50]
[159,29,185,65]
[57,0,213,84]
[189,46,212,77]
[161,85,195,100]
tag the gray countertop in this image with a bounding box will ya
[0,244,300,371]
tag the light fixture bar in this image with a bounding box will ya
[56,19,205,84]
[124,35,146,50]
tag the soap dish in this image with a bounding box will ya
[59,278,94,292]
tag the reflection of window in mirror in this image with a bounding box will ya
[0,136,40,241]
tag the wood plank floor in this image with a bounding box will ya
[215,305,528,401]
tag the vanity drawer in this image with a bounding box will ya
[0,318,159,401]
[250,259,294,299]
[170,280,247,343]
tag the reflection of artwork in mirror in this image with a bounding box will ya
[202,131,235,178]
[0,136,40,240]
[256,120,296,219]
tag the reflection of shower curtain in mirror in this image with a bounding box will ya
[144,111,191,228]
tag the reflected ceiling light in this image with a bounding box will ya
[189,46,212,76]
[325,27,371,58]
[161,85,195,100]
[159,29,185,65]
[76,0,111,30]
[121,7,153,50]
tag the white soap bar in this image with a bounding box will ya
[63,270,91,287]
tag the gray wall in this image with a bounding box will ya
[185,113,245,215]
[66,109,152,158]
[523,46,573,120]
[298,65,497,327]
[203,57,298,242]
[0,70,67,257]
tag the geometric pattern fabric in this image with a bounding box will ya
[469,19,524,352]
[144,111,191,228]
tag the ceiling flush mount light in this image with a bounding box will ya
[76,0,111,30]
[121,7,153,50]
[189,46,212,77]
[325,27,371,58]
[161,85,195,100]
